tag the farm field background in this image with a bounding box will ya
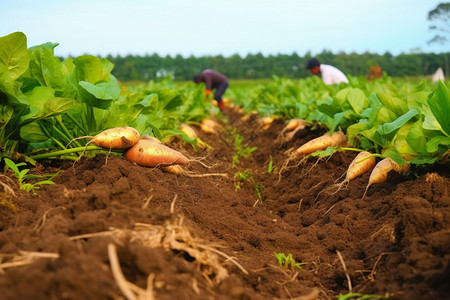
[0,32,449,300]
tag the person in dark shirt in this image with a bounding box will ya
[193,69,229,112]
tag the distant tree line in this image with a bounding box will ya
[101,50,449,82]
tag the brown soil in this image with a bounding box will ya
[0,109,449,300]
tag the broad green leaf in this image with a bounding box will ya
[381,147,406,166]
[138,93,158,108]
[20,86,74,122]
[425,136,450,153]
[157,88,182,110]
[334,88,350,106]
[367,92,382,107]
[0,72,26,105]
[73,55,111,84]
[360,126,384,146]
[29,42,58,51]
[0,32,29,80]
[427,81,450,136]
[165,95,183,111]
[330,110,353,132]
[422,103,444,132]
[346,121,370,143]
[78,74,120,109]
[28,43,76,97]
[407,91,429,110]
[317,97,342,118]
[79,78,120,101]
[377,109,420,135]
[347,88,368,115]
[411,156,439,165]
[377,92,408,116]
[20,122,48,142]
[368,106,398,126]
[394,123,419,160]
[405,120,426,155]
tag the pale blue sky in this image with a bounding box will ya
[1,0,447,57]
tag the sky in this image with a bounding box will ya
[1,0,447,58]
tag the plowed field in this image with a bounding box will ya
[1,110,449,300]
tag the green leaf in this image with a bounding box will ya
[330,110,353,132]
[347,121,370,145]
[427,81,450,136]
[20,86,74,122]
[317,97,342,118]
[381,147,406,166]
[78,74,120,109]
[367,92,382,107]
[411,156,439,165]
[394,123,419,160]
[79,75,120,100]
[0,32,30,80]
[367,106,398,126]
[0,71,26,105]
[405,120,426,155]
[309,146,338,157]
[425,136,450,153]
[334,88,351,106]
[377,92,408,116]
[377,109,420,135]
[347,88,368,115]
[20,122,48,142]
[4,158,20,176]
[73,55,112,84]
[34,180,55,186]
[28,43,76,97]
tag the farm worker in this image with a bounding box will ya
[367,66,383,80]
[432,67,445,83]
[193,69,229,112]
[305,58,349,85]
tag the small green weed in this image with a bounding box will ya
[274,252,305,271]
[253,181,265,205]
[234,170,265,205]
[228,129,257,168]
[234,170,253,191]
[337,292,389,300]
[227,127,263,204]
[266,155,277,174]
[4,158,59,195]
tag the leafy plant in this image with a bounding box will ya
[273,252,305,271]
[4,158,58,194]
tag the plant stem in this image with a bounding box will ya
[56,116,83,148]
[30,146,106,160]
[337,147,365,152]
[66,113,88,135]
[356,153,384,164]
[38,122,67,151]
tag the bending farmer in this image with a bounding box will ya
[193,69,229,112]
[306,58,349,85]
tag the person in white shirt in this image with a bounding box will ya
[306,58,349,85]
[431,67,445,83]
